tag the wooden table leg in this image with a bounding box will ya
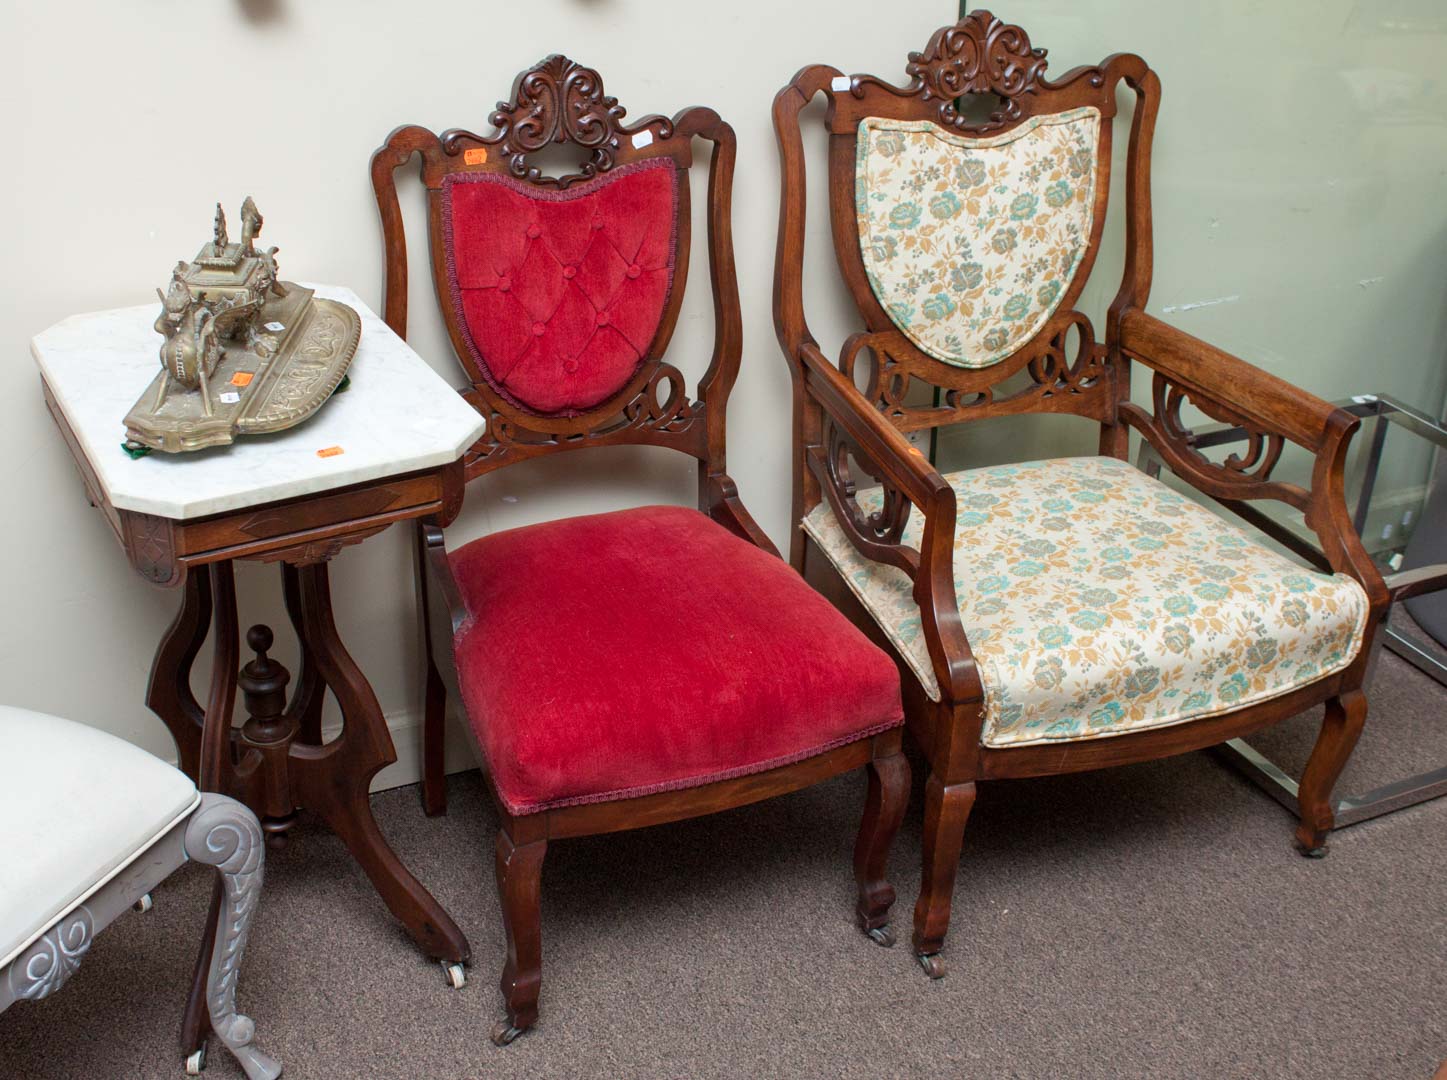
[155,555,469,1054]
[287,562,470,964]
[281,563,326,746]
[145,569,212,781]
[181,562,241,1059]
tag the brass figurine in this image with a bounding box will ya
[123,197,361,454]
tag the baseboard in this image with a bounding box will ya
[363,709,482,793]
[158,709,482,794]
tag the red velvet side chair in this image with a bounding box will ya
[372,56,909,1044]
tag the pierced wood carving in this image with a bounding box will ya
[461,363,706,479]
[442,55,670,185]
[809,416,921,580]
[839,313,1111,433]
[827,422,912,543]
[1153,372,1286,484]
[838,10,1111,134]
[893,10,1051,130]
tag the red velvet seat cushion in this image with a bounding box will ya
[442,159,677,417]
[450,506,904,816]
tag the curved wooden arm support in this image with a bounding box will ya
[1118,310,1388,611]
[798,344,981,707]
[773,67,979,707]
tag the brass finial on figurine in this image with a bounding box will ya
[123,197,360,454]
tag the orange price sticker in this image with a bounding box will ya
[316,446,344,458]
[463,147,488,166]
[230,371,254,387]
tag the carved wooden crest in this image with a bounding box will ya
[904,9,1049,128]
[442,55,670,184]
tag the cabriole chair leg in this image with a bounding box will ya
[913,776,977,979]
[493,827,546,1047]
[183,794,281,1080]
[854,750,910,947]
[1295,689,1368,856]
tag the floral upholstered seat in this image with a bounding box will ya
[803,457,1370,748]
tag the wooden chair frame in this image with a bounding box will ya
[372,54,908,1042]
[772,11,1390,976]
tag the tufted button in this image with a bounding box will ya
[497,275,511,293]
[532,322,546,337]
[563,358,579,374]
[526,224,541,239]
[562,266,577,280]
[596,310,610,326]
[626,264,641,279]
[591,219,605,231]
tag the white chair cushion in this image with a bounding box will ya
[0,706,198,967]
[803,456,1370,748]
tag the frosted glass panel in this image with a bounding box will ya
[936,0,1447,508]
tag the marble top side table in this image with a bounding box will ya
[33,284,483,1058]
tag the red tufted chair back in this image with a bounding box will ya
[443,161,677,416]
[372,55,742,488]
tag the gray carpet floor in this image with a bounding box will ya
[3,647,1444,1080]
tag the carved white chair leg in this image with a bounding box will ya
[183,794,281,1080]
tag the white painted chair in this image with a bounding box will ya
[0,705,279,1079]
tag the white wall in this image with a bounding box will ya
[5,2,1447,786]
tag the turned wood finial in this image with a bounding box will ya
[247,624,273,660]
[240,623,291,745]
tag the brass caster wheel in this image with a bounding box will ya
[865,925,896,948]
[441,961,466,989]
[917,952,947,979]
[184,1046,206,1074]
[491,1021,526,1047]
[133,893,154,914]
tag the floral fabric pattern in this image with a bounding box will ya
[803,457,1369,748]
[855,109,1100,369]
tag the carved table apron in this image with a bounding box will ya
[41,375,471,1052]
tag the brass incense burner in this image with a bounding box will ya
[123,197,360,453]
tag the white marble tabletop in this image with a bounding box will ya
[33,284,485,520]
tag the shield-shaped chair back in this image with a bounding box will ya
[779,10,1159,431]
[373,56,741,480]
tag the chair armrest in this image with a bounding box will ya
[795,342,983,706]
[1116,309,1387,608]
[798,342,951,517]
[1119,310,1346,452]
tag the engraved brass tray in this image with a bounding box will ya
[123,284,360,453]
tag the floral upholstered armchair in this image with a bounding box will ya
[773,11,1388,978]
